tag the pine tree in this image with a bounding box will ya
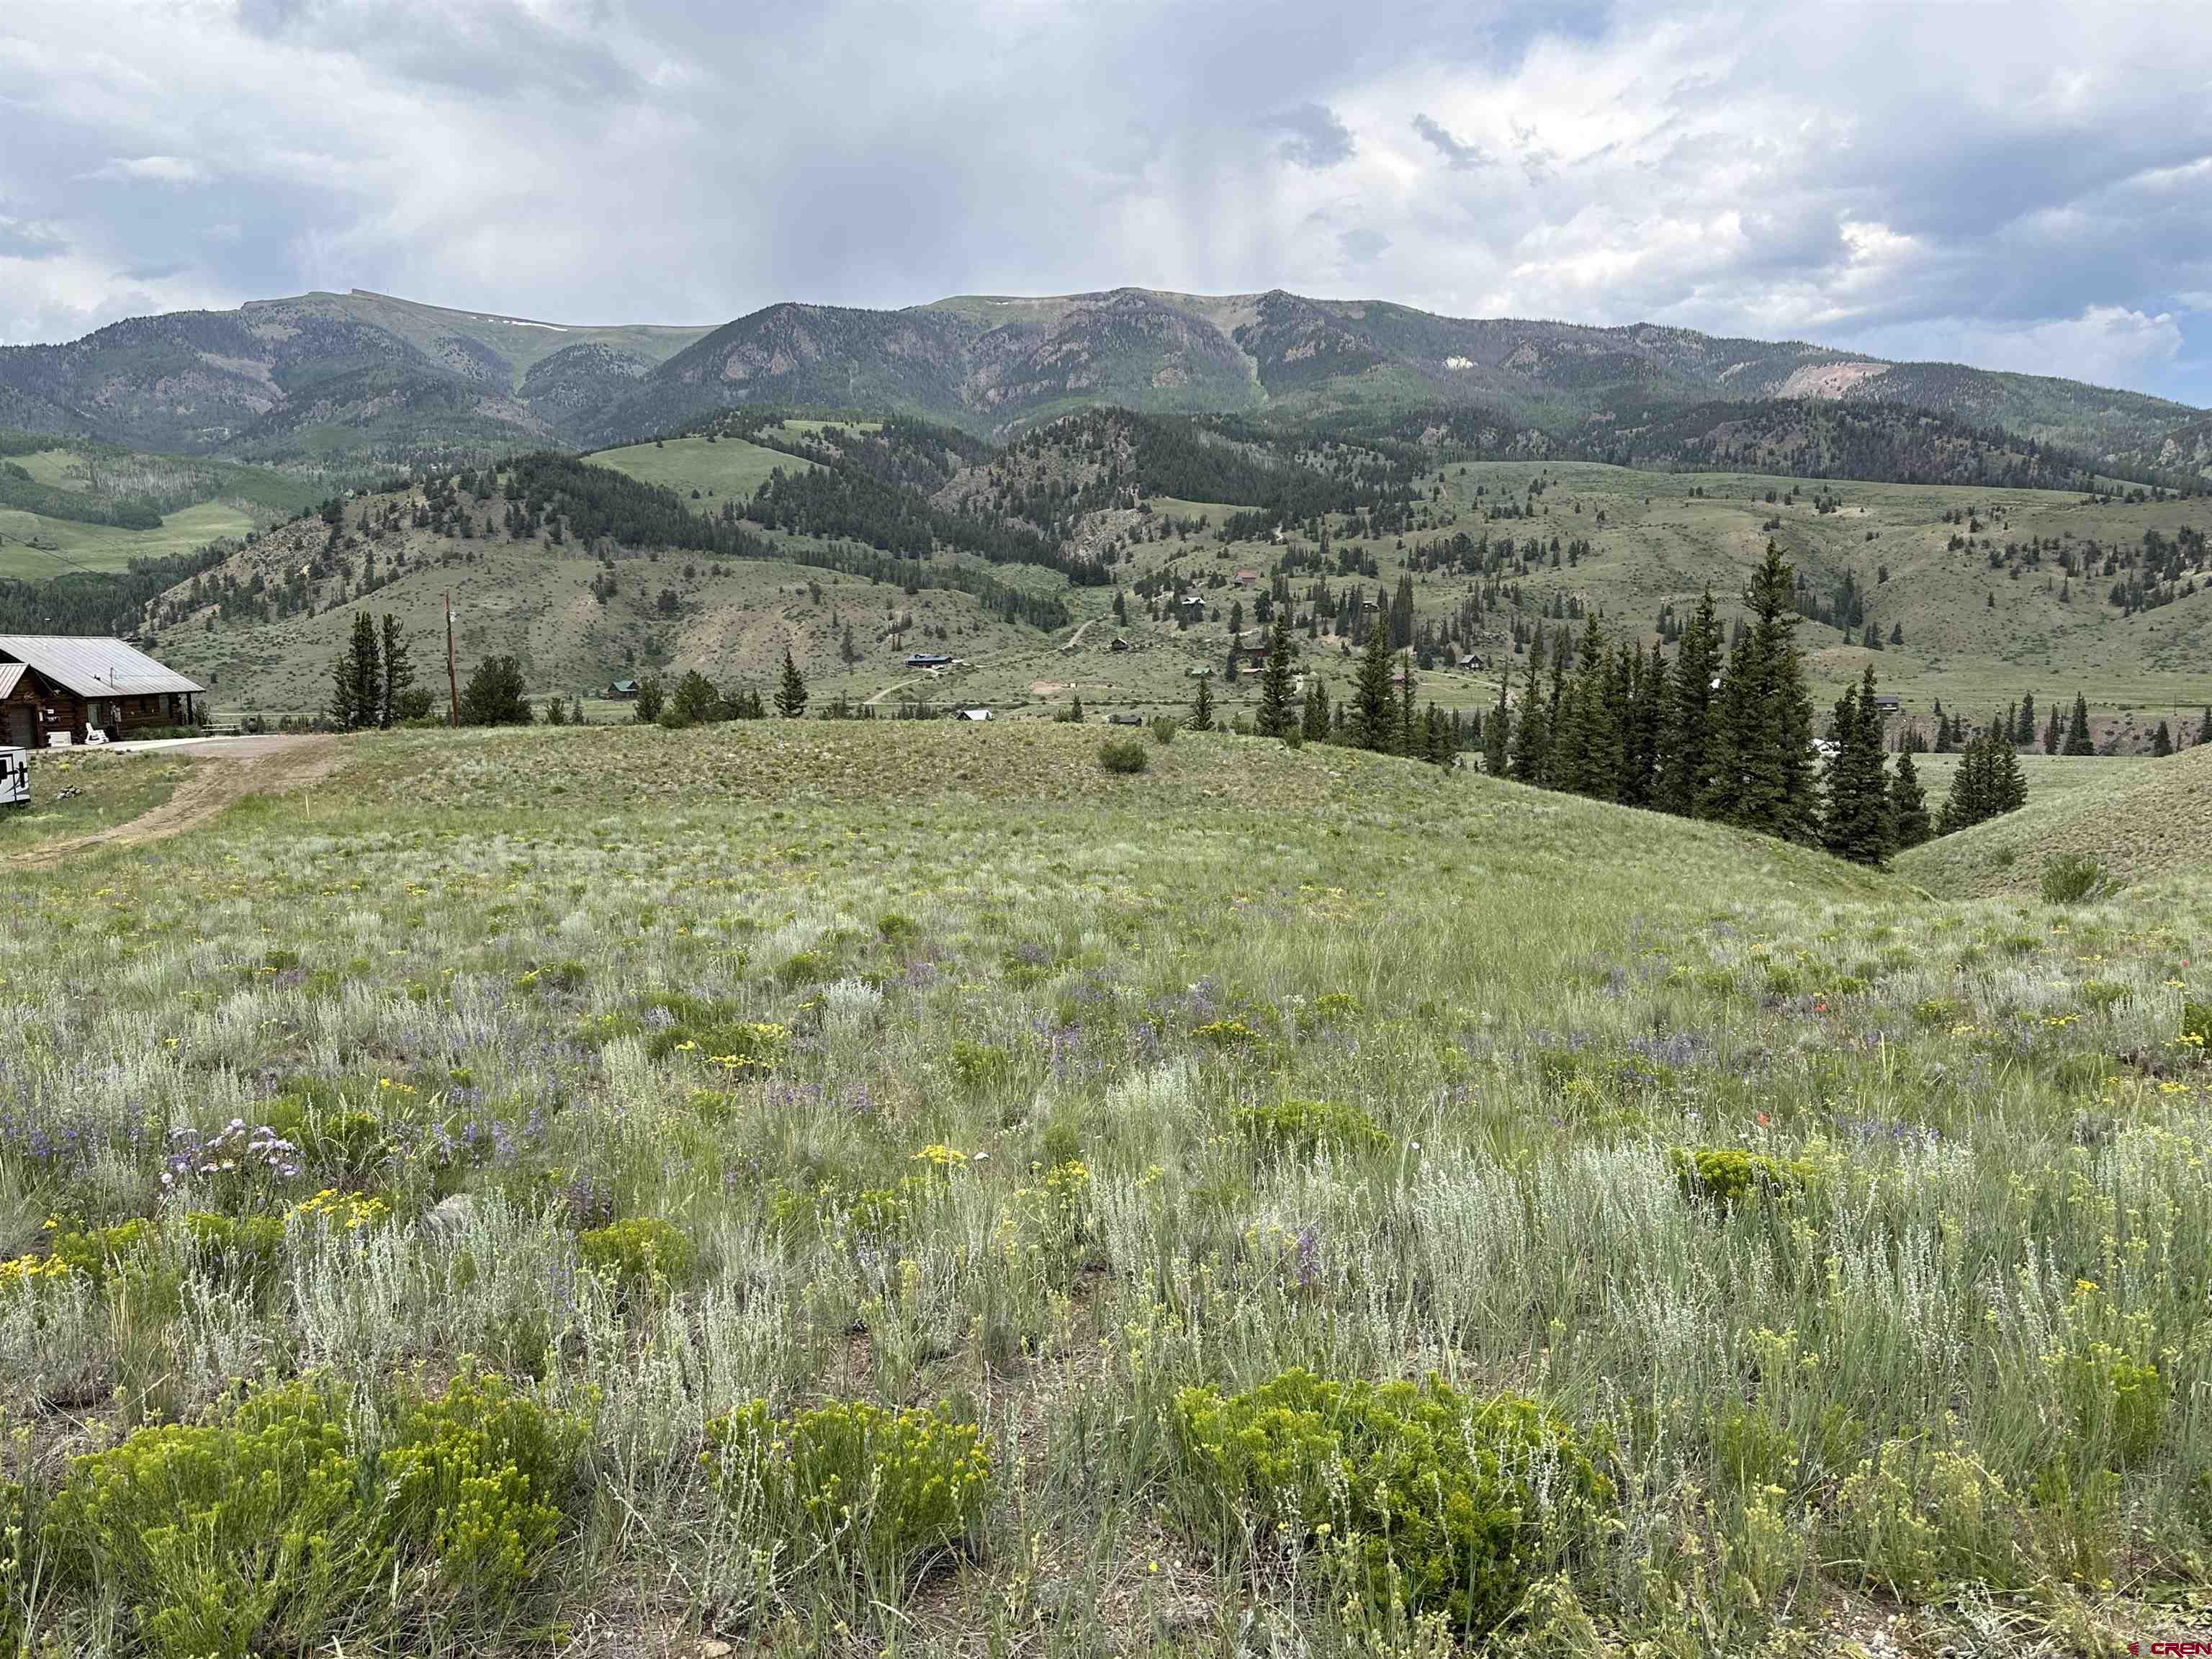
[1889,748,1932,849]
[1658,589,1720,817]
[775,646,809,718]
[1509,629,1550,781]
[1705,543,1816,841]
[2044,709,2062,754]
[1549,614,1611,799]
[329,611,381,732]
[2015,693,2036,747]
[377,613,414,730]
[1821,666,1892,866]
[1352,620,1397,752]
[1424,703,1452,765]
[1256,608,1296,739]
[1481,675,1511,775]
[2198,706,2212,747]
[2152,719,2173,757]
[1188,673,1215,732]
[1302,678,1330,743]
[2064,693,2093,755]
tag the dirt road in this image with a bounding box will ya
[6,736,345,870]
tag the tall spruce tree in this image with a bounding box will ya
[1889,747,1932,849]
[1301,677,1331,742]
[1481,675,1511,775]
[1821,665,1892,865]
[2064,693,2094,755]
[1509,630,1550,781]
[1548,615,1611,799]
[775,646,809,718]
[2198,706,2212,747]
[1352,620,1397,752]
[2153,720,2174,757]
[377,613,414,730]
[1704,543,1816,841]
[1256,609,1296,739]
[1188,672,1215,732]
[1658,589,1721,817]
[329,611,381,732]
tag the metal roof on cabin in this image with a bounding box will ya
[0,636,202,699]
[0,665,24,701]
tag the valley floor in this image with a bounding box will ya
[1,722,2208,1656]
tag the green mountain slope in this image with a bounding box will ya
[7,286,2200,482]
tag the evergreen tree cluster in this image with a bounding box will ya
[1483,544,1972,863]
[327,611,425,731]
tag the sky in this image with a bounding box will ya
[2,0,2209,406]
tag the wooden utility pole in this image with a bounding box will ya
[444,593,459,727]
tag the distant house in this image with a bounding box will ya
[906,652,956,669]
[1107,712,1143,726]
[1234,569,1258,586]
[1185,666,1214,678]
[1109,637,1131,653]
[0,636,202,749]
[958,707,992,721]
[1457,654,1486,671]
[1177,594,1205,609]
[1871,695,1902,715]
[605,679,641,701]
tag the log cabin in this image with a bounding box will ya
[0,636,204,748]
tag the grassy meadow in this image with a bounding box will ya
[1,720,2210,1656]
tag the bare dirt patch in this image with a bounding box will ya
[6,735,344,868]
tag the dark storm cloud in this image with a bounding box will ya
[1411,113,1493,171]
[1264,104,1357,171]
[0,0,2207,403]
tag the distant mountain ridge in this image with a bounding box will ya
[1,285,2203,485]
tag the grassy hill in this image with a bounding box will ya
[3,716,2209,1653]
[1899,743,2212,898]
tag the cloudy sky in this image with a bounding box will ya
[3,0,2209,405]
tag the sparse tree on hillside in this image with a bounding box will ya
[329,612,381,732]
[669,670,720,727]
[1889,748,1932,849]
[457,655,531,727]
[1256,609,1295,739]
[377,613,414,730]
[1704,541,1816,842]
[1352,619,1396,753]
[1187,673,1214,732]
[1509,629,1550,782]
[1301,676,1330,743]
[2064,693,2094,755]
[632,677,664,724]
[1821,666,1892,866]
[776,647,808,719]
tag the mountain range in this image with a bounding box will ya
[1,287,2204,485]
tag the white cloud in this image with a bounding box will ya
[0,0,2203,403]
[86,154,209,184]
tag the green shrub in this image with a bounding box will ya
[1833,1436,2028,1599]
[2039,853,2105,904]
[380,1368,585,1608]
[1171,1370,1611,1632]
[948,1039,1013,1092]
[1148,716,1179,745]
[1231,1097,1393,1154]
[1667,1146,1817,1210]
[1098,735,1149,774]
[44,1377,374,1659]
[183,1212,287,1284]
[706,1400,993,1580]
[576,1216,696,1292]
[2183,1000,2211,1052]
[49,1218,151,1287]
